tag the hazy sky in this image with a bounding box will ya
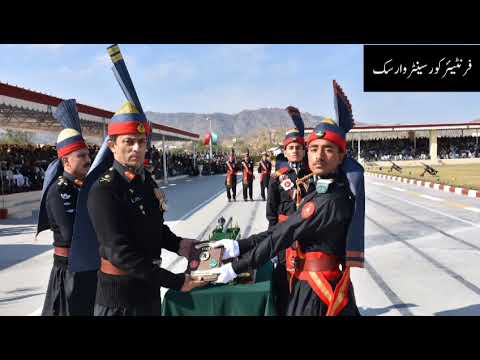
[0,44,478,125]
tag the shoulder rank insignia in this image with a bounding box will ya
[315,179,334,194]
[57,176,68,187]
[99,173,112,184]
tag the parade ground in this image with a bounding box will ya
[1,173,480,316]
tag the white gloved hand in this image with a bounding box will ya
[211,262,238,284]
[211,239,240,260]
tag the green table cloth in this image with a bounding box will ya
[161,262,277,316]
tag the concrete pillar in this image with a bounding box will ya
[429,130,438,162]
[162,135,168,185]
[357,138,361,160]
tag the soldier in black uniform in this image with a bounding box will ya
[264,106,310,315]
[88,106,207,316]
[37,99,92,316]
[257,153,272,201]
[225,150,237,202]
[241,150,254,201]
[212,81,366,316]
[87,45,206,316]
[212,119,360,316]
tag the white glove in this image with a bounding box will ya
[211,262,238,284]
[211,239,240,260]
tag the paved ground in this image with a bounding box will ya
[1,172,479,316]
[354,174,480,316]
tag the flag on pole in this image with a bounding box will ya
[211,132,218,145]
[203,132,218,145]
[204,132,212,145]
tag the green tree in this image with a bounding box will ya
[0,129,34,145]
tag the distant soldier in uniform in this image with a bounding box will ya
[37,99,93,316]
[225,149,237,202]
[266,107,310,228]
[87,44,206,317]
[257,152,272,201]
[212,80,366,316]
[241,150,254,201]
[264,106,310,315]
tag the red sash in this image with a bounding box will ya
[285,240,351,316]
[226,162,235,187]
[260,161,271,183]
[243,162,253,184]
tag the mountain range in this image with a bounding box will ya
[145,108,330,138]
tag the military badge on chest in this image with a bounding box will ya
[279,175,294,191]
[128,188,146,215]
[58,176,76,214]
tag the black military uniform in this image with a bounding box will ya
[241,156,254,201]
[257,158,272,201]
[265,161,310,315]
[266,162,310,228]
[225,156,237,202]
[230,92,365,316]
[37,98,98,316]
[87,160,186,316]
[233,171,360,316]
[41,172,81,315]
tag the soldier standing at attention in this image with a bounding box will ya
[264,106,310,315]
[225,149,237,202]
[257,152,272,201]
[241,150,254,201]
[37,99,93,316]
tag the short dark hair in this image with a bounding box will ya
[109,135,118,144]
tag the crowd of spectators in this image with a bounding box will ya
[0,143,235,195]
[0,144,100,195]
[438,137,479,159]
[149,145,229,178]
[353,138,430,161]
[3,135,479,195]
[352,137,479,161]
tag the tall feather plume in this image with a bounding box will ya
[107,44,144,114]
[285,106,304,137]
[53,99,82,133]
[107,44,151,145]
[333,80,355,133]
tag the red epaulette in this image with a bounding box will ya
[275,167,290,178]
